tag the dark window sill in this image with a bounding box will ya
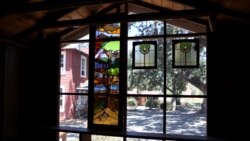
[45,126,217,141]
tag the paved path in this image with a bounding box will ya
[127,108,206,136]
[61,107,206,137]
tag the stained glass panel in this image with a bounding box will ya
[173,39,199,68]
[96,23,120,39]
[132,41,157,69]
[93,40,120,125]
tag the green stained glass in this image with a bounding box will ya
[173,39,199,68]
[139,44,150,54]
[93,40,120,126]
[133,41,157,69]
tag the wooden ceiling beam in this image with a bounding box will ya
[131,1,208,27]
[13,3,120,43]
[172,0,250,22]
[1,0,137,15]
[58,3,121,40]
[0,36,26,48]
[131,1,173,12]
[45,9,208,28]
[12,8,76,41]
[12,4,122,41]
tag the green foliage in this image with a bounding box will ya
[127,97,137,107]
[166,102,172,111]
[127,21,207,96]
[145,98,159,109]
[159,103,164,109]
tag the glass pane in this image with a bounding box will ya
[166,98,207,136]
[127,97,163,133]
[127,38,164,95]
[96,23,120,39]
[60,43,89,93]
[166,36,207,95]
[59,95,88,128]
[94,40,120,94]
[93,40,120,126]
[133,41,157,68]
[173,40,199,67]
[128,20,164,37]
[166,19,206,34]
[127,138,161,141]
[59,132,79,141]
[92,135,123,141]
[93,95,119,125]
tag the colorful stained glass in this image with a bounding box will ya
[93,40,120,125]
[96,23,120,39]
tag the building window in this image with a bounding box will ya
[60,86,65,112]
[80,55,86,77]
[59,41,89,129]
[90,24,121,129]
[61,51,66,75]
[57,18,207,140]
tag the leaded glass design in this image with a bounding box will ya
[93,40,120,125]
[132,41,157,69]
[96,23,120,39]
[172,39,199,68]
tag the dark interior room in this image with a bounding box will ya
[0,0,250,141]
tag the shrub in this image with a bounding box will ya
[127,98,137,107]
[145,98,159,109]
[160,103,164,109]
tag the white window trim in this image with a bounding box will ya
[60,86,65,112]
[80,55,87,78]
[61,51,66,75]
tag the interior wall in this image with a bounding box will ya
[208,22,250,140]
[0,43,5,141]
[0,44,23,141]
[0,36,60,141]
[18,37,60,141]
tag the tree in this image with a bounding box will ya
[127,20,207,113]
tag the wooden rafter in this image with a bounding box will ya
[0,0,137,15]
[173,0,250,22]
[45,9,208,28]
[132,0,172,13]
[0,35,25,48]
[58,3,122,40]
[12,8,76,41]
[131,1,208,27]
[11,2,121,45]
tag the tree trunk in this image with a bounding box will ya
[170,78,177,111]
[200,99,207,113]
[170,98,177,111]
[200,91,207,113]
[182,71,207,113]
